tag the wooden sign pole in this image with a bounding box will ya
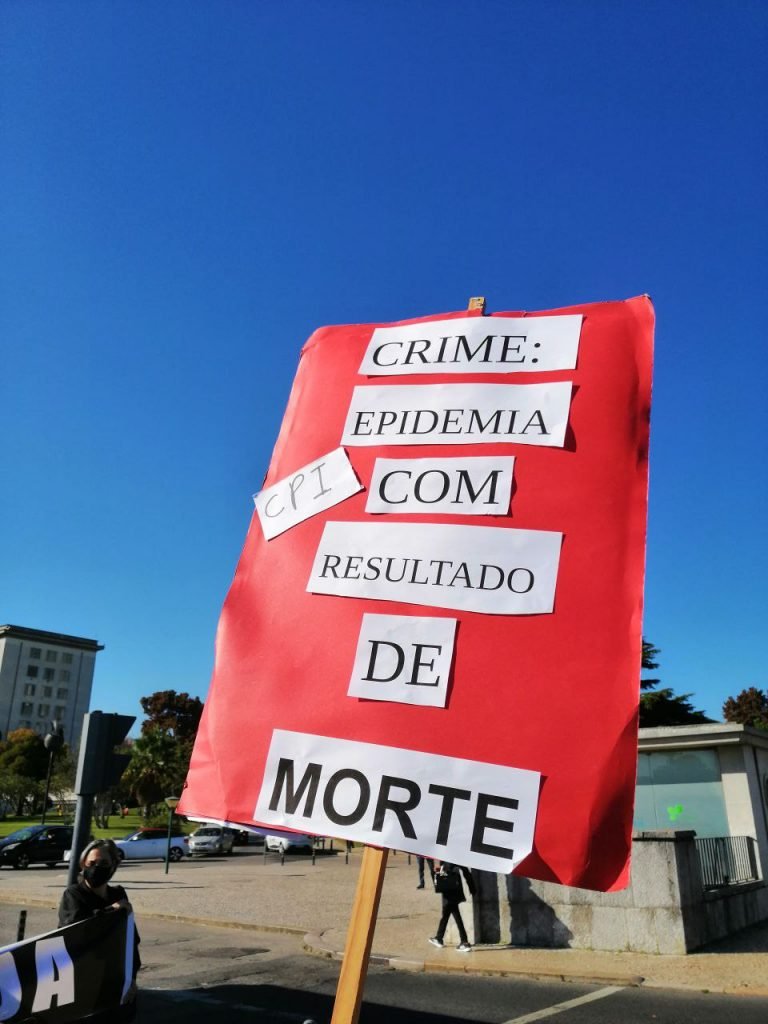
[330,845,388,1024]
[329,297,487,1024]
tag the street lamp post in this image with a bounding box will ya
[41,722,65,825]
[163,795,180,875]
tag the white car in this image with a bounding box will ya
[265,832,314,854]
[112,828,189,862]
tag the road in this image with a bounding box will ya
[3,905,768,1024]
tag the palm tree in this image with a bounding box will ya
[123,729,186,818]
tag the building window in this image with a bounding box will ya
[20,702,33,715]
[23,683,36,696]
[634,749,729,838]
[29,648,41,659]
[54,706,65,718]
[37,704,50,717]
[57,687,69,699]
[46,650,57,662]
[61,652,73,665]
[43,686,53,698]
[59,669,70,682]
[26,665,39,678]
[43,668,55,682]
[19,720,31,729]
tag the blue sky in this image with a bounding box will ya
[1,1,765,730]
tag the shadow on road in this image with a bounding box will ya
[144,982,481,1024]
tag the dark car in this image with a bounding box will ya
[0,824,74,869]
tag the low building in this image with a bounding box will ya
[0,624,103,750]
[471,724,768,953]
[636,723,768,883]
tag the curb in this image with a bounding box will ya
[0,894,57,910]
[136,911,306,937]
[302,931,644,986]
[0,891,305,938]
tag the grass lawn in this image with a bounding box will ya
[0,810,193,840]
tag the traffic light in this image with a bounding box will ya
[74,711,136,794]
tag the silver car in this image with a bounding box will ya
[112,828,189,862]
[188,826,235,857]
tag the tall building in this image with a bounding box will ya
[0,624,103,751]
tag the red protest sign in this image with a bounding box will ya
[179,296,653,891]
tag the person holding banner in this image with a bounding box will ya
[429,861,475,952]
[58,838,140,1020]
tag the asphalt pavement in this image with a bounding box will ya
[1,844,767,997]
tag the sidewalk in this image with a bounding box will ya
[2,846,767,997]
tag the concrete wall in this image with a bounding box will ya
[472,830,768,954]
[720,745,754,836]
[743,745,768,879]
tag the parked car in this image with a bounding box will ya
[265,832,314,854]
[0,825,74,869]
[188,825,234,857]
[112,828,189,862]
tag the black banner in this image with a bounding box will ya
[0,910,133,1022]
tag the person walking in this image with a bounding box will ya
[416,855,435,889]
[429,861,474,952]
[59,838,141,1020]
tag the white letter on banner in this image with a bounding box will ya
[341,382,572,448]
[366,456,514,515]
[254,447,362,541]
[359,314,582,376]
[0,952,21,1021]
[122,914,135,1004]
[348,613,457,707]
[31,937,75,1012]
[307,521,562,615]
[254,730,541,873]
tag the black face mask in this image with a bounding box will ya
[83,861,112,886]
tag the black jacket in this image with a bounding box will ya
[435,863,475,904]
[59,880,141,977]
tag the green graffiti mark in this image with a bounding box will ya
[667,804,684,822]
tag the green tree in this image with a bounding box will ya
[139,691,203,743]
[123,729,187,818]
[122,690,204,820]
[47,748,76,818]
[0,769,42,819]
[0,729,49,779]
[722,687,768,730]
[127,690,203,820]
[639,639,712,727]
[641,639,661,690]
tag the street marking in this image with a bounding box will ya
[500,985,624,1024]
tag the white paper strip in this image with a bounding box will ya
[254,447,362,540]
[307,520,562,615]
[359,314,582,376]
[348,613,457,707]
[341,382,572,448]
[366,456,514,515]
[254,729,541,873]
